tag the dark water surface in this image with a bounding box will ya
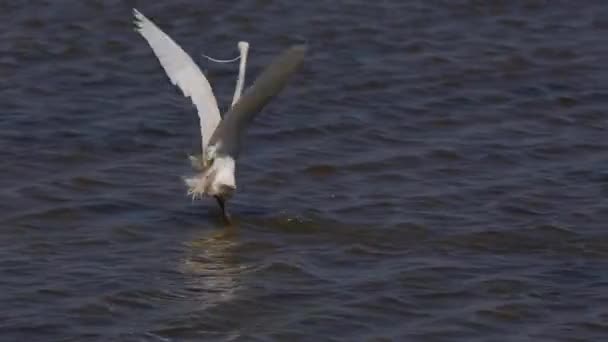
[2,1,608,340]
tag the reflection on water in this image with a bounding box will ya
[179,224,245,309]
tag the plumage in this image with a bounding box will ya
[209,45,307,158]
[134,8,305,222]
[133,8,221,154]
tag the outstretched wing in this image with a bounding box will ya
[209,45,307,158]
[133,8,221,153]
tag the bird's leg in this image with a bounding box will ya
[215,196,232,224]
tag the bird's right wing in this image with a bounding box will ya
[209,45,306,158]
[133,8,221,153]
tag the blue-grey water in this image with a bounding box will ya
[2,1,608,341]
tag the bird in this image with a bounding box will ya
[133,9,306,222]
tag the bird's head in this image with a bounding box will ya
[185,145,236,200]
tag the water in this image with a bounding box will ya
[1,1,608,340]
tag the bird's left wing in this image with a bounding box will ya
[133,8,221,153]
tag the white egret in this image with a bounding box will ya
[133,9,306,222]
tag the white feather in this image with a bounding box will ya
[184,156,236,200]
[133,8,221,153]
[185,173,207,200]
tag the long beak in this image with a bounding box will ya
[214,196,232,224]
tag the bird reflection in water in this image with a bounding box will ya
[179,224,246,308]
